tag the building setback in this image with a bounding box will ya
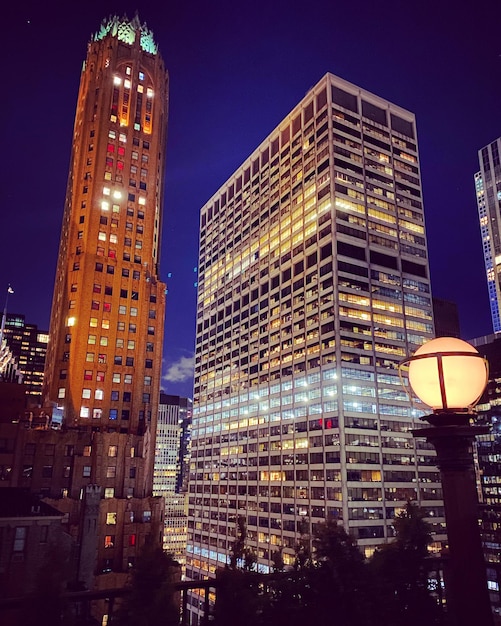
[475,138,501,333]
[21,14,168,600]
[187,73,446,592]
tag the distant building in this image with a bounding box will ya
[154,394,192,565]
[475,139,501,333]
[432,297,460,338]
[2,313,48,404]
[469,333,501,611]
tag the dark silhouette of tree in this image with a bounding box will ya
[114,537,180,626]
[369,502,442,626]
[23,543,73,626]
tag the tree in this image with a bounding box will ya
[115,537,180,626]
[369,502,442,626]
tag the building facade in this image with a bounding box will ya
[475,138,501,333]
[154,394,192,564]
[2,314,48,404]
[37,14,167,596]
[187,73,445,588]
[470,333,501,611]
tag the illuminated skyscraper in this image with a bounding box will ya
[475,138,501,333]
[187,73,445,588]
[154,394,192,564]
[40,15,168,592]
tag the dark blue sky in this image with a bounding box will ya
[2,0,501,398]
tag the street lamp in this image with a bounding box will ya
[400,337,493,626]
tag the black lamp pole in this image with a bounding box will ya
[413,413,493,626]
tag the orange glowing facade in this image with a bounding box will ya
[39,17,168,590]
[44,16,167,466]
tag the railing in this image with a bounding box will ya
[0,578,216,625]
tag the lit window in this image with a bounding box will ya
[103,187,110,196]
[147,88,153,98]
[112,204,120,213]
[88,335,96,345]
[93,408,102,419]
[113,373,121,383]
[124,79,131,89]
[80,407,90,418]
[98,354,106,363]
[90,317,98,327]
[126,66,131,75]
[108,130,116,139]
[138,196,146,206]
[137,84,144,93]
[84,370,93,380]
[109,409,118,420]
[98,232,106,241]
[124,374,133,384]
[104,487,114,498]
[101,201,110,211]
[100,336,108,346]
[113,76,121,85]
[106,512,117,524]
[108,446,118,457]
[119,133,126,142]
[67,316,76,327]
[127,340,135,350]
[113,190,122,200]
[139,71,144,80]
[144,376,151,386]
[106,466,116,478]
[96,371,105,382]
[101,319,110,329]
[95,389,104,400]
[82,389,91,399]
[104,535,115,548]
[86,352,94,362]
[110,234,118,244]
[58,388,66,399]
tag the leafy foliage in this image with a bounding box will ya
[214,506,443,626]
[114,537,180,626]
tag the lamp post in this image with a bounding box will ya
[400,337,493,626]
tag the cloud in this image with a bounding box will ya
[163,356,195,383]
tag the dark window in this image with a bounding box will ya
[332,86,358,113]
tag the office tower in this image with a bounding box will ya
[2,314,48,404]
[469,334,501,610]
[187,73,445,586]
[39,14,167,592]
[475,138,501,333]
[154,394,192,564]
[432,297,460,338]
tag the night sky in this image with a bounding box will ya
[2,0,501,398]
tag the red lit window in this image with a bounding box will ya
[104,535,114,548]
[103,302,111,312]
[106,157,113,167]
[118,146,125,156]
[108,249,116,259]
[84,370,93,381]
[129,534,136,546]
[107,143,115,153]
[117,161,124,170]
